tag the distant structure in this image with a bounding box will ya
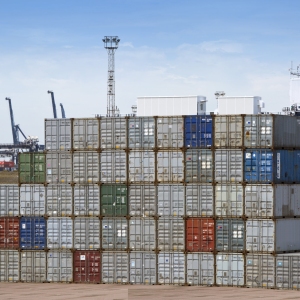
[289,63,300,105]
[103,36,120,117]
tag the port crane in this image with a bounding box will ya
[48,90,66,118]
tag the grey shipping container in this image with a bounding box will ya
[20,251,46,282]
[74,185,100,216]
[187,253,214,286]
[102,252,129,283]
[45,119,72,151]
[73,118,100,150]
[20,185,45,216]
[0,185,19,216]
[47,250,73,282]
[0,250,19,282]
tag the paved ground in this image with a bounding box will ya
[0,284,300,300]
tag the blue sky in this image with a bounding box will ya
[1,0,300,143]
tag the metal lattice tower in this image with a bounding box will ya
[103,36,120,117]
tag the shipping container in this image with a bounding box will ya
[73,152,100,184]
[100,117,127,149]
[0,250,19,282]
[128,117,155,149]
[0,217,19,249]
[216,219,244,252]
[73,118,100,150]
[129,218,156,251]
[129,185,156,217]
[157,151,184,183]
[184,115,213,148]
[47,250,73,282]
[102,252,129,283]
[20,251,46,282]
[245,184,300,218]
[215,184,243,217]
[74,218,100,250]
[215,149,243,183]
[20,217,46,249]
[216,253,244,286]
[20,184,45,216]
[47,217,73,249]
[19,153,46,184]
[244,115,300,148]
[73,250,101,283]
[157,217,184,251]
[185,184,213,217]
[246,219,300,253]
[157,184,184,216]
[246,254,275,288]
[46,184,73,217]
[129,252,156,284]
[128,151,155,182]
[0,185,19,216]
[101,185,127,217]
[185,149,213,183]
[157,116,183,149]
[74,185,100,216]
[186,218,214,252]
[46,152,72,184]
[187,253,214,286]
[100,150,127,183]
[45,119,72,151]
[158,252,185,284]
[102,218,128,250]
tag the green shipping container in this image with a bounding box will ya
[19,153,46,184]
[101,185,128,216]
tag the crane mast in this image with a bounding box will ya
[47,90,57,118]
[60,103,66,118]
[5,97,19,144]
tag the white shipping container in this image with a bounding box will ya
[74,185,100,216]
[157,117,183,148]
[21,251,46,282]
[0,185,19,216]
[0,250,19,282]
[20,185,45,216]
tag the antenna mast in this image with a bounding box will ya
[103,36,120,117]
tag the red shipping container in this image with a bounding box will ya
[0,217,19,249]
[186,218,215,252]
[4,162,14,168]
[74,250,101,283]
[0,161,4,166]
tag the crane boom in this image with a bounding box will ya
[60,103,66,118]
[15,124,27,140]
[47,90,57,118]
[5,97,19,144]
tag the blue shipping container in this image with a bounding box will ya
[244,150,300,183]
[184,115,213,148]
[20,217,46,249]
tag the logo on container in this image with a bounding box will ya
[276,153,280,179]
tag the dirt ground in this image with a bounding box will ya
[0,171,18,184]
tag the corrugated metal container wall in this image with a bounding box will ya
[128,117,155,149]
[73,250,101,283]
[102,252,129,283]
[0,217,19,249]
[47,250,73,282]
[130,252,156,284]
[246,219,300,253]
[73,152,100,184]
[20,217,46,249]
[187,253,214,286]
[0,185,19,216]
[185,150,213,183]
[100,117,127,149]
[157,116,183,149]
[184,115,213,148]
[45,119,72,151]
[129,185,156,217]
[46,152,72,184]
[0,250,19,282]
[74,185,100,216]
[158,252,185,284]
[21,251,46,282]
[216,253,244,286]
[246,254,275,288]
[215,184,243,217]
[185,184,213,217]
[214,115,243,148]
[73,118,99,150]
[186,218,214,252]
[215,150,243,183]
[47,217,73,249]
[46,184,73,217]
[100,150,127,183]
[216,219,244,252]
[20,185,45,216]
